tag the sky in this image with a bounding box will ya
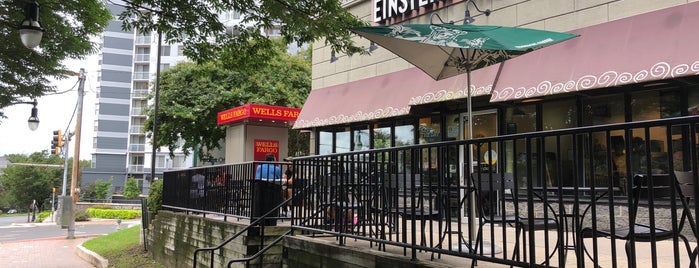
[0,55,99,160]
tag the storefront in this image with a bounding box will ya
[295,1,699,188]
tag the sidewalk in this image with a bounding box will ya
[0,219,139,268]
[0,236,97,268]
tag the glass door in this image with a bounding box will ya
[463,110,499,174]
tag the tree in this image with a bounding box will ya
[81,177,112,201]
[123,177,141,199]
[145,39,311,158]
[0,152,64,210]
[117,0,367,66]
[147,179,163,217]
[0,1,111,117]
[0,151,90,209]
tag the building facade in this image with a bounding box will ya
[296,0,699,188]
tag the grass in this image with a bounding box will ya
[83,225,163,268]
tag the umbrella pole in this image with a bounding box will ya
[467,69,476,253]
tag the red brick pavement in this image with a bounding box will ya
[0,236,96,268]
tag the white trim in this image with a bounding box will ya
[97,115,130,121]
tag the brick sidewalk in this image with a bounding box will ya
[0,237,96,268]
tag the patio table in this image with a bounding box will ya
[529,186,620,266]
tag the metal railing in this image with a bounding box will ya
[162,115,699,267]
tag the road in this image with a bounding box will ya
[0,215,129,242]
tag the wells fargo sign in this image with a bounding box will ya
[254,139,279,161]
[217,104,301,125]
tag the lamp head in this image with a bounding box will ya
[19,1,44,49]
[27,99,39,131]
[463,9,475,24]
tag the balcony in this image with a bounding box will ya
[134,54,150,62]
[127,165,144,173]
[129,144,145,151]
[132,89,148,98]
[133,72,150,80]
[129,125,144,134]
[131,107,145,116]
[135,35,151,45]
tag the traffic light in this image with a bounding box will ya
[51,130,62,155]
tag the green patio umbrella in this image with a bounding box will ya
[351,23,578,80]
[351,20,578,254]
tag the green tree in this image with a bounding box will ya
[0,1,111,117]
[123,177,140,199]
[0,152,64,210]
[117,0,366,66]
[145,39,311,158]
[0,152,90,208]
[147,179,163,217]
[94,178,113,201]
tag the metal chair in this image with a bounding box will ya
[580,173,697,268]
[472,173,560,267]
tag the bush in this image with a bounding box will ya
[75,211,90,221]
[35,211,51,222]
[87,208,141,219]
[123,177,141,199]
[147,179,163,216]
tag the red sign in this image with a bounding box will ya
[254,139,279,161]
[217,104,301,125]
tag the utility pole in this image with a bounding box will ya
[67,68,85,239]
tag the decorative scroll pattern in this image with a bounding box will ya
[490,61,699,102]
[294,106,411,129]
[294,84,493,129]
[409,84,492,105]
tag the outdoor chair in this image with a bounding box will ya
[580,173,697,268]
[471,173,560,267]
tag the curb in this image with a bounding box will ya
[77,244,109,268]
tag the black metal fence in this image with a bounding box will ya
[163,116,699,267]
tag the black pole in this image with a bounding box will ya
[150,31,162,183]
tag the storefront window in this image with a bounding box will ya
[336,128,351,153]
[353,127,369,151]
[373,124,391,149]
[445,114,460,141]
[395,123,415,146]
[503,105,536,186]
[541,100,577,186]
[582,94,624,126]
[504,105,536,134]
[542,100,577,130]
[319,131,332,155]
[418,116,441,144]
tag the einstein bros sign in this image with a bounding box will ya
[217,104,301,126]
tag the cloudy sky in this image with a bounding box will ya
[0,56,99,160]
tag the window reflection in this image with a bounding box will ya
[319,131,332,155]
[419,116,441,144]
[374,124,391,149]
[395,124,415,146]
[353,128,369,151]
[336,128,350,153]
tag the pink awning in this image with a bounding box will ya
[294,66,498,129]
[490,2,699,102]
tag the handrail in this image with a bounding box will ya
[192,184,313,268]
[226,229,293,267]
